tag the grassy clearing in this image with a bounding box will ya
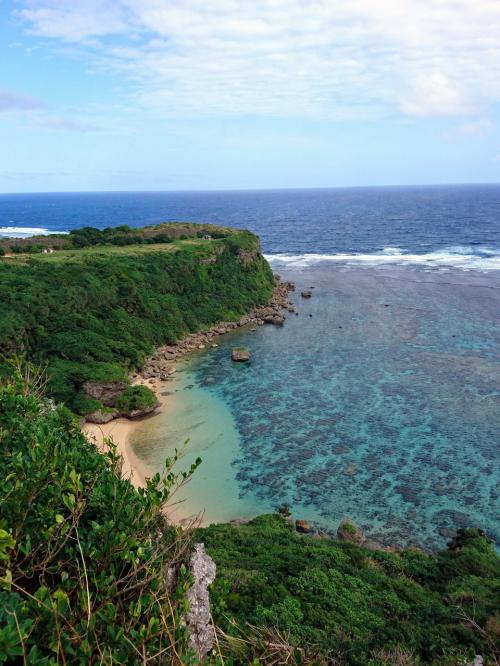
[0,238,222,263]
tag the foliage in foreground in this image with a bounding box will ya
[0,226,274,412]
[200,515,500,665]
[0,376,499,665]
[0,375,201,664]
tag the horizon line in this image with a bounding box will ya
[1,180,500,197]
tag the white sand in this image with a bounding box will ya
[83,417,150,488]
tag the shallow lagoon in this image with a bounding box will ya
[131,263,500,550]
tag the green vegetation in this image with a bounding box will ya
[0,222,231,255]
[0,225,274,413]
[1,224,498,664]
[0,372,200,664]
[200,515,500,665]
[67,223,230,249]
[116,385,158,414]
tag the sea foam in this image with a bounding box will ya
[265,246,500,271]
[0,226,67,238]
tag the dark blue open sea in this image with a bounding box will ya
[2,185,499,549]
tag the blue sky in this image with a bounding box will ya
[1,0,500,193]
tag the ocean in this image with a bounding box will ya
[2,185,499,549]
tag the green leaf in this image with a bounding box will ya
[0,530,15,561]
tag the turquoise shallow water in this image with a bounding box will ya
[132,264,500,550]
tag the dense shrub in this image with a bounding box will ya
[65,222,231,249]
[0,228,274,412]
[0,373,201,664]
[200,515,500,665]
[116,385,157,413]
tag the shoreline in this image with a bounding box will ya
[83,375,201,526]
[82,278,294,524]
[83,413,149,489]
[135,277,294,381]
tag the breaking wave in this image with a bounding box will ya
[265,246,500,271]
[0,226,68,238]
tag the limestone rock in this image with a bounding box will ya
[82,381,128,407]
[301,290,312,298]
[337,521,365,544]
[86,409,118,424]
[468,656,484,666]
[125,402,160,419]
[295,519,313,534]
[185,544,217,662]
[232,347,251,362]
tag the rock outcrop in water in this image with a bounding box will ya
[295,519,313,533]
[232,347,251,362]
[337,521,365,544]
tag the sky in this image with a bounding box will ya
[1,0,500,193]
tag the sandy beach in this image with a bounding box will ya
[82,375,202,525]
[83,416,150,488]
[82,376,166,489]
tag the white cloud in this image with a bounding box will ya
[399,73,470,118]
[16,0,500,121]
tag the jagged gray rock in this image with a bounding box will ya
[185,543,217,662]
[82,381,128,407]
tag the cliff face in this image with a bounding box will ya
[0,226,275,413]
